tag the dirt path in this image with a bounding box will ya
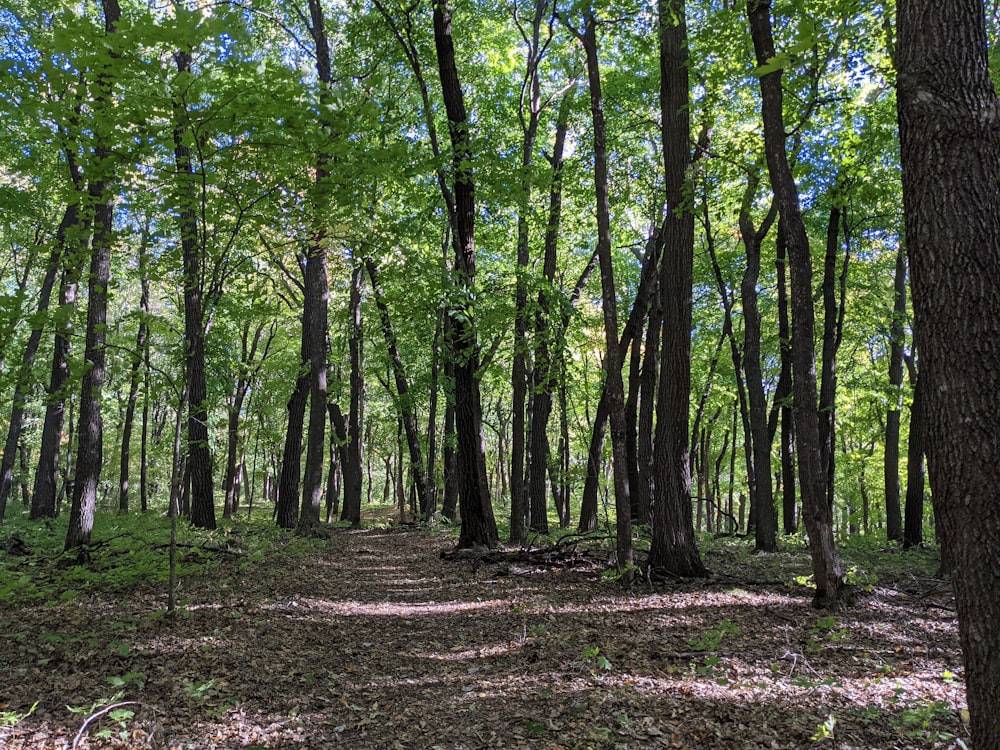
[0,527,967,748]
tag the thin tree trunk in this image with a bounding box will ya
[365,257,431,514]
[884,246,906,543]
[172,48,215,531]
[902,353,924,548]
[118,231,150,514]
[341,263,365,526]
[574,13,632,575]
[739,177,779,551]
[748,0,842,606]
[0,244,61,519]
[527,92,572,540]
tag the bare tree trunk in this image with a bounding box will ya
[739,176,779,551]
[748,0,842,606]
[118,232,150,514]
[884,246,907,542]
[896,6,1000,736]
[433,0,498,548]
[65,0,120,551]
[365,257,431,514]
[902,352,924,548]
[172,48,215,531]
[649,0,706,578]
[341,263,365,526]
[573,13,632,575]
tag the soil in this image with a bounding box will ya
[0,523,968,749]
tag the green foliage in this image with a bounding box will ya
[687,619,738,652]
[811,713,837,742]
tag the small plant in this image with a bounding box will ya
[687,619,739,651]
[581,645,612,671]
[1,701,37,728]
[811,713,836,741]
[183,680,217,700]
[107,672,146,691]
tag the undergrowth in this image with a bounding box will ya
[0,511,320,609]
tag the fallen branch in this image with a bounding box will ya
[73,701,142,749]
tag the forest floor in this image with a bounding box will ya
[0,515,968,749]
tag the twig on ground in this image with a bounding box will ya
[73,701,142,749]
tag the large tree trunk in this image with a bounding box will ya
[173,48,215,531]
[433,0,498,549]
[884,246,906,542]
[298,0,334,532]
[648,0,706,579]
[748,0,842,606]
[896,3,1000,741]
[64,0,120,551]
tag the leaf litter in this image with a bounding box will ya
[0,525,968,748]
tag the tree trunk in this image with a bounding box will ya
[896,4,1000,740]
[65,0,120,551]
[772,225,797,534]
[433,0,498,549]
[649,0,706,579]
[884,246,906,542]
[527,92,572,540]
[818,202,850,513]
[341,263,365,526]
[748,0,842,606]
[172,48,215,531]
[0,243,61,520]
[365,257,431,514]
[32,243,83,520]
[902,353,924,548]
[739,178,779,551]
[575,13,632,575]
[118,232,150,514]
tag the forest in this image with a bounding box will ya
[1,0,999,747]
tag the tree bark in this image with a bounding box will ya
[648,0,706,578]
[433,0,498,548]
[896,3,1000,740]
[65,0,121,551]
[172,48,215,531]
[341,263,365,526]
[0,244,60,519]
[748,0,842,606]
[298,0,334,532]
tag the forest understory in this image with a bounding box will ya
[0,519,967,750]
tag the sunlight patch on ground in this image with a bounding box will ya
[259,596,508,617]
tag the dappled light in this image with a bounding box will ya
[0,526,967,748]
